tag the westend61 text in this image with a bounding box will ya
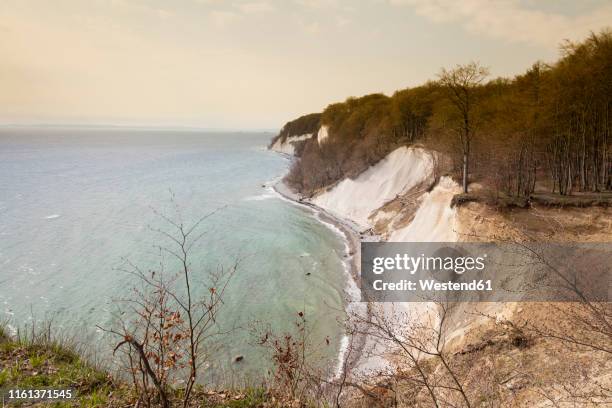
[372,279,493,292]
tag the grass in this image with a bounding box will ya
[0,336,119,407]
[0,326,276,407]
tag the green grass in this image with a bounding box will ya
[0,335,117,407]
[0,333,277,407]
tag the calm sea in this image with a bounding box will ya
[0,127,349,383]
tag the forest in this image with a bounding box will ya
[279,30,611,201]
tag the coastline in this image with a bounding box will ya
[267,147,465,379]
[270,178,372,379]
[272,181,362,282]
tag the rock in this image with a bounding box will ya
[234,355,244,362]
[306,272,311,276]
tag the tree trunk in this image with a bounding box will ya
[462,153,469,193]
[128,339,170,408]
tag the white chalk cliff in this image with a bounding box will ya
[269,123,460,242]
[270,133,313,155]
[388,176,460,242]
[312,147,434,229]
[311,146,459,242]
[316,125,329,145]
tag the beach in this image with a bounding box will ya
[272,179,376,379]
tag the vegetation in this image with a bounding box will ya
[0,327,273,407]
[98,203,237,408]
[0,324,124,407]
[269,113,322,147]
[2,28,610,408]
[437,62,490,193]
[283,30,612,199]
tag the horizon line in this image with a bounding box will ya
[0,122,279,133]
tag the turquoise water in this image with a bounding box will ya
[0,127,349,383]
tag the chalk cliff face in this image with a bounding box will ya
[312,147,434,230]
[269,118,461,241]
[269,125,330,155]
[387,176,460,242]
[316,125,329,145]
[270,133,314,155]
[268,112,321,156]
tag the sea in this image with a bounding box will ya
[0,127,350,384]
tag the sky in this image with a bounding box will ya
[1,0,611,130]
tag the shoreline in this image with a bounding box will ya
[267,147,452,379]
[270,179,372,379]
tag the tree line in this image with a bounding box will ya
[283,29,611,199]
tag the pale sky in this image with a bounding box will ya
[1,0,611,129]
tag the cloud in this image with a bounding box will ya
[336,15,350,29]
[294,0,339,9]
[390,0,612,47]
[238,1,276,14]
[193,0,224,4]
[205,1,274,28]
[302,20,321,34]
[209,10,241,27]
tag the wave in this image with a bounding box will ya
[271,181,363,381]
[44,214,61,219]
[243,176,286,202]
[266,166,362,380]
[315,213,364,380]
[243,192,275,201]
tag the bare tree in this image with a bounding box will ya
[462,230,612,405]
[347,302,473,407]
[257,311,320,404]
[438,62,489,193]
[498,241,612,384]
[149,204,237,407]
[101,201,237,407]
[100,259,184,408]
